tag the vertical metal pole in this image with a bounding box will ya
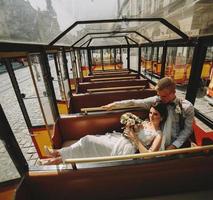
[120,48,122,68]
[62,48,72,94]
[87,49,92,75]
[77,50,83,81]
[69,50,78,79]
[69,50,79,93]
[127,47,130,70]
[101,49,104,71]
[114,48,116,69]
[151,47,154,79]
[186,40,207,104]
[0,104,28,176]
[79,50,83,69]
[156,46,159,63]
[57,52,70,101]
[160,43,167,78]
[4,58,32,129]
[138,46,141,78]
[79,50,83,79]
[39,49,60,120]
[109,48,111,67]
[91,49,94,69]
[53,53,65,98]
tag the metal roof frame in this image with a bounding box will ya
[80,35,139,47]
[49,18,189,46]
[72,30,151,47]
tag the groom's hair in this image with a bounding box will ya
[155,77,176,92]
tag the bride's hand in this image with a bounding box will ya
[133,124,142,132]
[125,130,138,142]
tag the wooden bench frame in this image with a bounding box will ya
[77,79,149,93]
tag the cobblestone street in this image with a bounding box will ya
[0,67,40,182]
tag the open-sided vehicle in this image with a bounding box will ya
[0,1,213,199]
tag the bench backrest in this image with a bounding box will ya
[93,71,129,76]
[77,79,149,93]
[83,73,138,82]
[52,110,148,148]
[69,89,157,113]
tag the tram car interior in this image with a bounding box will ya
[0,1,213,200]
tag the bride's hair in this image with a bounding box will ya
[151,102,168,124]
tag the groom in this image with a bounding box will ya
[102,77,194,150]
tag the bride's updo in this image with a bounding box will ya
[151,102,168,124]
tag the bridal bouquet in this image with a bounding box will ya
[120,112,142,138]
[120,112,142,128]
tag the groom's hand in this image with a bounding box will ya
[102,103,114,110]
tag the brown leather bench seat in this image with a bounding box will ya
[77,79,150,93]
[69,89,157,113]
[52,110,148,149]
[52,111,213,150]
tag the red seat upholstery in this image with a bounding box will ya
[193,122,213,146]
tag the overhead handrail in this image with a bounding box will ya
[65,144,213,169]
[87,85,145,93]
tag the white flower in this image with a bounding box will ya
[127,118,135,126]
[120,112,142,127]
[175,105,182,114]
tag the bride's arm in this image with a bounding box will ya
[126,129,149,153]
[127,130,162,153]
[148,132,162,152]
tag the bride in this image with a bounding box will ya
[41,102,167,165]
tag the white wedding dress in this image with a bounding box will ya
[59,122,161,162]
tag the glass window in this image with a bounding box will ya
[130,48,138,71]
[194,46,213,121]
[165,47,194,99]
[140,46,162,82]
[48,54,63,101]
